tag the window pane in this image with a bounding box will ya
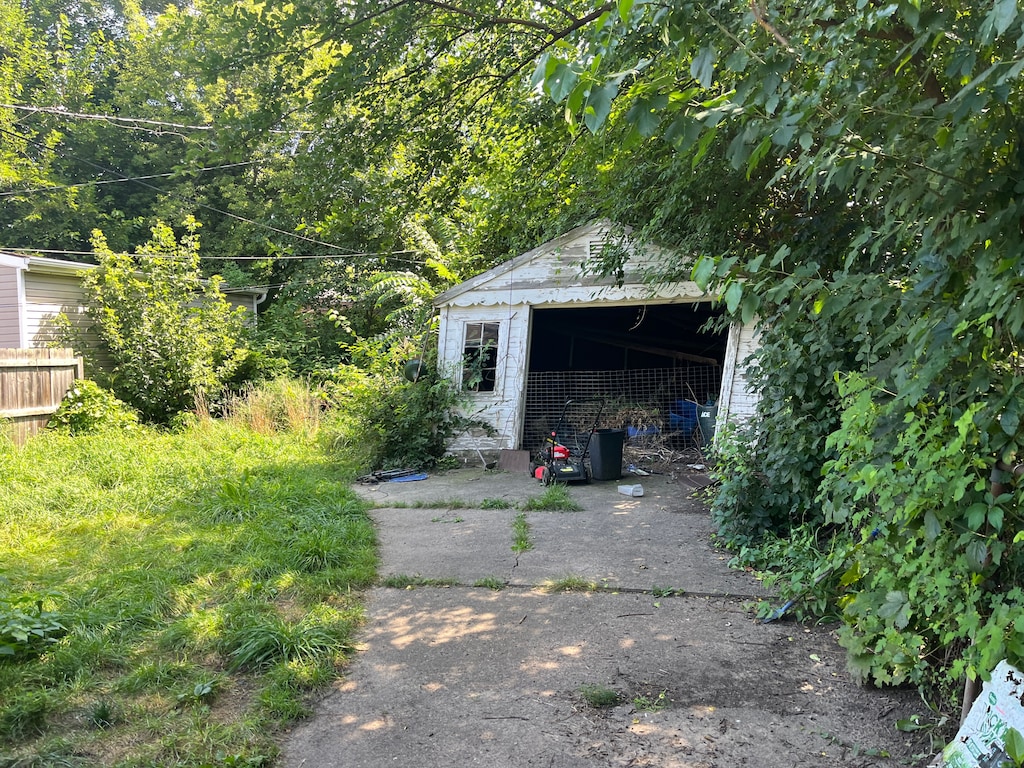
[462,321,499,392]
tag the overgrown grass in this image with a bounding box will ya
[0,418,376,766]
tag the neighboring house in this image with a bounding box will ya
[433,221,760,457]
[0,252,266,355]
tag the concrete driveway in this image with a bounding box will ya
[282,468,927,767]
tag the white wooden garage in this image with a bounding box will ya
[433,222,760,457]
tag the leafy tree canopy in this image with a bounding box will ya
[531,1,1024,693]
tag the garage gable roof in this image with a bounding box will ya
[434,220,704,309]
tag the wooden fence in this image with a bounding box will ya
[0,348,84,445]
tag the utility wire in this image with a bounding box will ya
[0,161,261,199]
[0,246,425,263]
[0,125,402,257]
[2,103,313,135]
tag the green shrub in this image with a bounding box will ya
[323,356,487,471]
[48,380,139,435]
[82,219,248,424]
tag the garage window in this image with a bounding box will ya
[463,321,499,392]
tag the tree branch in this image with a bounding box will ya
[751,0,793,51]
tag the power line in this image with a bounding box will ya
[0,125,382,256]
[2,103,313,135]
[4,103,213,130]
[0,161,261,199]
[0,246,427,264]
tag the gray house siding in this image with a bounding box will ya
[0,256,24,347]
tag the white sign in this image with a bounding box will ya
[932,661,1024,768]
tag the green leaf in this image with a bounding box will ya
[1005,728,1024,764]
[692,256,716,289]
[966,502,988,531]
[723,281,742,313]
[740,293,759,325]
[584,81,618,133]
[988,506,1004,532]
[746,135,772,178]
[625,97,664,137]
[966,540,990,573]
[1000,399,1020,436]
[813,291,827,315]
[923,510,941,542]
[566,80,589,114]
[617,0,634,23]
[991,0,1019,37]
[690,46,715,88]
[548,62,580,103]
[877,591,907,620]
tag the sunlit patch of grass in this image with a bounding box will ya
[0,417,374,766]
[480,498,514,509]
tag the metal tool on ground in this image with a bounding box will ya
[762,527,882,623]
[357,468,421,484]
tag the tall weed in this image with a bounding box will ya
[222,377,325,435]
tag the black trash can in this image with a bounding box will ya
[697,401,719,446]
[589,428,626,481]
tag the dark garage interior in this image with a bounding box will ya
[521,302,729,452]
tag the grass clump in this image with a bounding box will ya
[0,415,375,765]
[473,577,506,590]
[521,485,582,512]
[579,684,622,707]
[511,513,533,553]
[480,498,514,509]
[409,498,473,509]
[651,586,685,598]
[541,575,599,593]
[380,575,459,589]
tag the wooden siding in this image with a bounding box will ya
[438,303,531,453]
[0,265,23,348]
[435,224,763,453]
[718,322,761,427]
[0,348,83,445]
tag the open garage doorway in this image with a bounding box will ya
[521,302,728,452]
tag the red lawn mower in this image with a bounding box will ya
[531,399,603,485]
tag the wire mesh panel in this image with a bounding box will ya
[522,366,721,454]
